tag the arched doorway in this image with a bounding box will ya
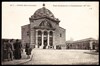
[49,31,53,49]
[43,31,48,49]
[38,30,42,48]
[92,42,96,50]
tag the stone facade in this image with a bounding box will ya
[21,5,66,49]
[21,24,30,48]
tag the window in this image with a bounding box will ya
[44,31,48,35]
[49,31,53,36]
[60,33,62,37]
[38,31,42,35]
[27,31,29,36]
[23,28,25,31]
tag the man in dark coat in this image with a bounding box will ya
[7,40,14,61]
[25,43,32,59]
[13,39,22,59]
[3,40,8,61]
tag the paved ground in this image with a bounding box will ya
[22,49,99,65]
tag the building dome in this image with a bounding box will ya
[30,4,60,23]
[31,7,55,19]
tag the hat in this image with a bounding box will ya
[16,39,19,41]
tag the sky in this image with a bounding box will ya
[2,2,99,41]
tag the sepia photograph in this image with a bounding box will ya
[1,1,99,65]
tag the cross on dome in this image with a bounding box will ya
[43,3,45,7]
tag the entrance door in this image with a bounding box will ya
[93,44,95,50]
[37,30,42,48]
[38,37,42,48]
[49,31,53,49]
[43,37,47,49]
[43,31,48,49]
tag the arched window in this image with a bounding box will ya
[27,31,29,36]
[38,31,42,35]
[60,33,62,37]
[44,31,48,35]
[49,31,53,36]
[38,30,42,47]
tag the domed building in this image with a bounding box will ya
[21,4,66,49]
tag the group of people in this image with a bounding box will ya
[2,39,32,61]
[3,39,22,61]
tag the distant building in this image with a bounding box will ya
[66,38,98,50]
[21,4,66,49]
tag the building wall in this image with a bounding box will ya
[21,24,30,48]
[46,19,59,46]
[67,41,90,49]
[46,19,66,46]
[58,27,66,45]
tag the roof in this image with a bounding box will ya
[75,38,96,42]
[29,5,60,23]
[66,38,97,44]
[31,7,55,19]
[21,24,30,27]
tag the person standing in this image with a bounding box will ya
[25,43,32,59]
[3,40,8,61]
[13,39,22,59]
[9,39,15,60]
[6,40,13,61]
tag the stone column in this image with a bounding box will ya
[47,31,50,49]
[41,30,44,49]
[52,31,56,49]
[35,30,38,48]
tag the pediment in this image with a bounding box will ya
[39,20,52,28]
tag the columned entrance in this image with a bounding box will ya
[35,29,54,49]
